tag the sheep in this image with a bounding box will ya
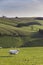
[9,50,19,54]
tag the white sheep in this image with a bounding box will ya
[9,50,19,54]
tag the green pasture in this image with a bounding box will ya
[0,47,43,65]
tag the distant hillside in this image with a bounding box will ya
[35,17,43,20]
[0,17,43,47]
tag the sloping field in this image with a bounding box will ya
[0,17,43,47]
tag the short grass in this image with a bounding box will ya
[0,47,43,65]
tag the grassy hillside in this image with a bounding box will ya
[0,17,43,47]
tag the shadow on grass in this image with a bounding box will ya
[0,56,13,58]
